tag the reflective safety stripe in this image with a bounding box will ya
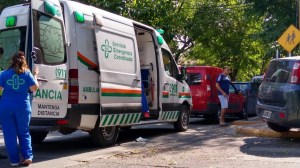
[100,113,141,127]
[161,111,179,121]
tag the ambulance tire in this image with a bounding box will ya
[30,131,48,144]
[90,126,119,147]
[173,105,189,132]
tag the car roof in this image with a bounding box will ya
[276,56,300,61]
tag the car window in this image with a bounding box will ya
[234,83,248,90]
[0,27,26,70]
[250,82,260,95]
[186,73,202,85]
[229,83,236,93]
[162,49,178,78]
[265,60,294,83]
[33,10,66,65]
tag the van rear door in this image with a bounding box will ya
[186,68,205,111]
[93,15,142,125]
[30,0,69,119]
[258,60,294,107]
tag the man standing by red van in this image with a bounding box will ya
[216,66,231,126]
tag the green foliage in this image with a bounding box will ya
[182,0,263,81]
[126,0,197,61]
[0,0,19,11]
[245,0,297,45]
[87,0,126,14]
[0,0,297,81]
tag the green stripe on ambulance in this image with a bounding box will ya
[100,113,142,127]
[161,111,179,121]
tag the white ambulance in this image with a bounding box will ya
[0,0,192,146]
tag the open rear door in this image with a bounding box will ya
[30,0,69,119]
[93,14,142,127]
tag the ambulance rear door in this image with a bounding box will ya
[30,0,69,119]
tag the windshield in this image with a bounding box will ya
[0,27,27,70]
[265,60,294,83]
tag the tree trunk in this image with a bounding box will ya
[230,69,238,82]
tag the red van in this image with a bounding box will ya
[186,66,247,122]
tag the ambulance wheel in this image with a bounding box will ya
[90,126,119,147]
[173,105,189,132]
[30,131,48,144]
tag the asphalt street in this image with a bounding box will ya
[1,118,300,168]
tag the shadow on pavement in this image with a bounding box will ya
[240,137,300,158]
[0,125,178,166]
[0,117,253,167]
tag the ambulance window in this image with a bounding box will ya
[162,49,178,78]
[33,10,66,65]
[0,27,26,70]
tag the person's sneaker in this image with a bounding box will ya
[10,163,19,167]
[21,159,32,166]
[0,153,7,159]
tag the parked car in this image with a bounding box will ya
[233,82,250,97]
[257,57,300,132]
[186,66,247,122]
[233,80,261,116]
[251,75,264,83]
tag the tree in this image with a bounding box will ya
[87,0,127,14]
[82,0,267,81]
[0,0,19,11]
[126,0,197,62]
[183,0,263,81]
[0,0,280,81]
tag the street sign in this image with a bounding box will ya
[277,25,300,53]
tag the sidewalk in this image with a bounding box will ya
[233,117,300,139]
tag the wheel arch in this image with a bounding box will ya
[182,101,191,114]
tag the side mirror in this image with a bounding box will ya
[178,66,187,81]
[31,47,42,64]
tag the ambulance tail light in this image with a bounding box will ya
[290,62,300,84]
[69,69,79,104]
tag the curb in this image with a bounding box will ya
[235,126,300,139]
[231,120,263,125]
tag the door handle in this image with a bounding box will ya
[133,77,140,82]
[164,82,169,85]
[37,78,48,82]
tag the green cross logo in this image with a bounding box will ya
[7,75,25,90]
[101,39,112,58]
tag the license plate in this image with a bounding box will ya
[262,110,272,119]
